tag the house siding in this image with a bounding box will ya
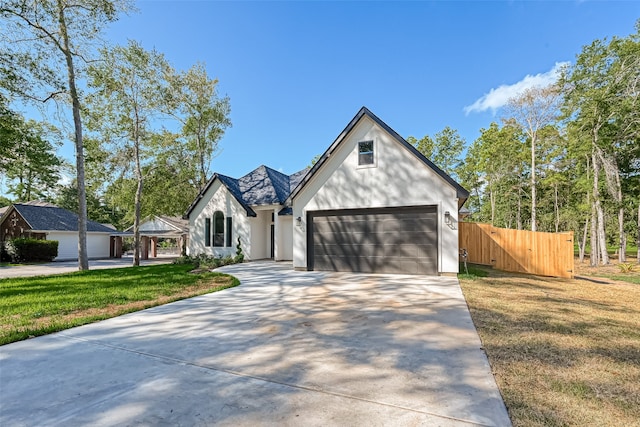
[292,116,460,274]
[47,231,111,261]
[188,181,251,258]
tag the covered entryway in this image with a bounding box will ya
[308,206,438,274]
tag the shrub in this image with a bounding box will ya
[8,238,58,262]
[173,255,193,265]
[174,250,244,271]
[235,237,244,263]
[618,262,636,273]
[0,242,10,262]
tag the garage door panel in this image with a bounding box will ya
[383,243,435,258]
[314,243,384,258]
[310,207,438,275]
[381,232,437,246]
[314,255,378,273]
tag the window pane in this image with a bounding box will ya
[359,141,373,153]
[205,218,211,247]
[358,141,374,165]
[226,217,232,247]
[213,211,224,247]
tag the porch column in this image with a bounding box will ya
[141,236,149,260]
[115,236,123,258]
[273,209,279,261]
[151,237,158,257]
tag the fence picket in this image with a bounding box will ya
[459,222,574,278]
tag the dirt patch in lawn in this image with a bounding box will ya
[459,267,640,427]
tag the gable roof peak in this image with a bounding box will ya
[288,106,469,206]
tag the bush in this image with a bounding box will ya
[234,237,244,263]
[8,238,58,262]
[173,251,244,271]
[618,262,636,273]
[0,242,10,262]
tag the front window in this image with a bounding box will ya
[226,217,233,247]
[204,218,211,247]
[358,140,374,165]
[213,211,224,247]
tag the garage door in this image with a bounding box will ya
[309,206,438,275]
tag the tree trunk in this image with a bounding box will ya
[57,0,88,271]
[133,121,142,267]
[579,216,588,263]
[491,189,496,226]
[554,183,560,233]
[616,177,626,263]
[531,134,537,232]
[596,199,609,265]
[590,201,598,267]
[517,193,522,230]
[591,151,609,265]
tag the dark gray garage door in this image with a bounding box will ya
[309,206,438,275]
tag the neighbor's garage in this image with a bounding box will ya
[308,206,438,275]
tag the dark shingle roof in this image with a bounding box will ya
[185,166,310,218]
[12,204,116,233]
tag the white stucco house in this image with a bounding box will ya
[185,107,469,275]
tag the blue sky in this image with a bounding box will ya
[14,1,640,188]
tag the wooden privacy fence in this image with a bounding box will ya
[459,222,574,278]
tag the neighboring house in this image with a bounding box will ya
[126,215,189,258]
[0,201,124,261]
[185,107,469,275]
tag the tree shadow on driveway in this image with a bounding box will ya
[0,261,511,426]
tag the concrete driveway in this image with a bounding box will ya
[0,261,510,426]
[0,255,176,279]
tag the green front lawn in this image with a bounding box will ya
[0,263,239,345]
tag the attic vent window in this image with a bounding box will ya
[358,140,374,166]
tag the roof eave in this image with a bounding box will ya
[183,174,257,219]
[287,106,470,204]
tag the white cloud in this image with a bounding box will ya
[463,62,569,115]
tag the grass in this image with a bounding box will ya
[575,244,638,258]
[0,263,239,345]
[459,266,640,427]
[575,257,640,286]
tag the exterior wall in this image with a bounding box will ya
[188,181,251,258]
[292,116,460,273]
[277,216,293,261]
[249,209,271,260]
[0,209,33,241]
[47,231,110,261]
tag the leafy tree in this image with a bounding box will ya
[1,96,63,201]
[86,40,170,266]
[461,122,527,228]
[309,154,322,167]
[4,118,62,201]
[504,85,562,231]
[561,20,640,264]
[408,126,465,179]
[0,0,132,270]
[165,63,231,190]
[55,180,124,227]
